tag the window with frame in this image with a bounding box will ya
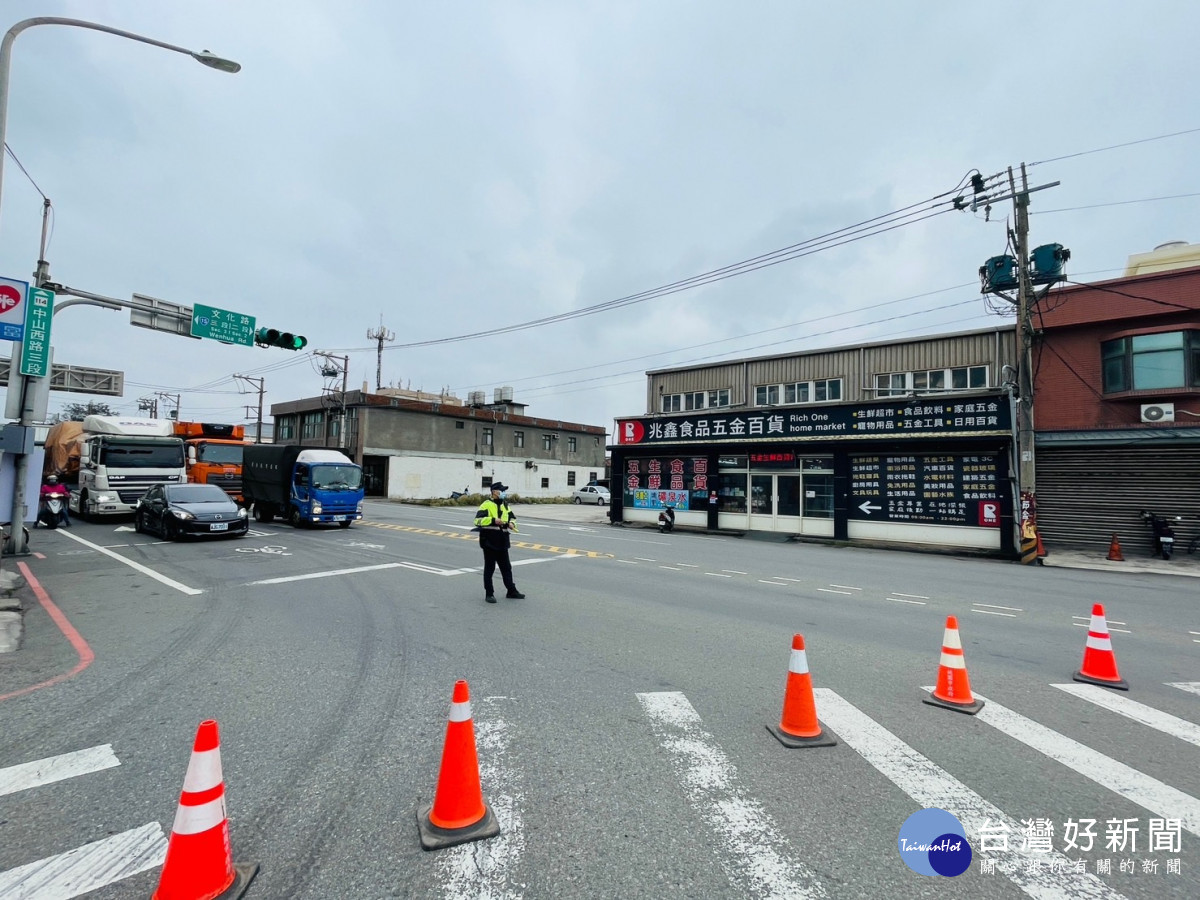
[1102,331,1200,392]
[663,389,730,412]
[542,434,553,451]
[568,436,577,452]
[758,379,843,405]
[661,393,683,413]
[514,430,525,448]
[277,416,296,440]
[567,471,577,486]
[301,411,323,439]
[541,477,550,489]
[876,367,987,397]
[482,427,493,446]
[709,389,731,407]
[875,373,909,397]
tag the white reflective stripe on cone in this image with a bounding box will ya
[181,748,224,794]
[171,795,227,835]
[942,628,963,650]
[1090,614,1108,632]
[939,651,967,669]
[788,648,809,675]
[1086,634,1114,651]
[449,700,472,723]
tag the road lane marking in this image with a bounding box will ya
[956,689,1200,836]
[1072,619,1131,634]
[758,580,789,586]
[892,592,929,599]
[829,584,861,591]
[817,588,853,595]
[362,522,613,557]
[435,708,524,899]
[704,572,733,577]
[676,563,699,568]
[0,745,119,797]
[637,691,827,899]
[1168,682,1200,697]
[1052,684,1200,748]
[634,557,657,562]
[974,603,1023,612]
[722,569,748,575]
[250,562,405,584]
[660,566,683,571]
[772,576,803,582]
[0,822,167,899]
[815,690,1123,900]
[972,609,1017,617]
[2,564,96,703]
[887,597,925,605]
[55,530,202,596]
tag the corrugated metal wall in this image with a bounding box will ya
[1037,446,1200,556]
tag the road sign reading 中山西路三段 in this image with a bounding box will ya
[19,287,55,377]
[190,303,256,346]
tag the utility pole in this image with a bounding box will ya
[234,374,265,443]
[366,318,394,391]
[137,396,158,418]
[970,163,1066,563]
[156,391,181,420]
[313,351,350,450]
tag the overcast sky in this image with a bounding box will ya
[2,1,1197,437]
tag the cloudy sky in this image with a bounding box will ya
[2,1,1197,437]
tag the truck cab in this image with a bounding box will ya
[243,445,364,527]
[175,422,247,504]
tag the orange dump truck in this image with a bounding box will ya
[173,422,248,504]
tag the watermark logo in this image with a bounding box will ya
[898,808,973,877]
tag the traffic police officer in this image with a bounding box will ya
[473,482,524,603]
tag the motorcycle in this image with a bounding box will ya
[1140,510,1179,559]
[37,488,69,530]
[658,507,675,534]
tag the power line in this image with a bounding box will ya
[1033,191,1200,214]
[1030,126,1200,166]
[3,143,47,199]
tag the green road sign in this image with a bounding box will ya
[191,303,256,346]
[19,287,55,377]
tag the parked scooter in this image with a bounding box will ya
[658,506,676,534]
[1140,510,1179,559]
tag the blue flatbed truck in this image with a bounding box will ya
[243,445,364,527]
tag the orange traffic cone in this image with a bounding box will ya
[1073,603,1128,690]
[154,720,257,900]
[1107,534,1124,561]
[1036,532,1047,558]
[923,616,984,715]
[766,634,837,748]
[417,679,501,850]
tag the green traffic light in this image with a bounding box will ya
[255,327,305,350]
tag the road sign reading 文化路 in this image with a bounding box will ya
[190,303,256,346]
[19,287,55,377]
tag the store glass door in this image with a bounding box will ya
[749,473,802,532]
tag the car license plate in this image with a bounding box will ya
[333,515,347,522]
[210,522,229,532]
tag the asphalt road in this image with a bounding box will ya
[1,501,1197,899]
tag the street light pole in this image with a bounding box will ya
[0,17,239,555]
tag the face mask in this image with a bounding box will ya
[498,491,507,500]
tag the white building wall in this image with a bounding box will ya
[376,450,595,500]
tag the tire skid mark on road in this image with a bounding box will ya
[637,691,828,900]
[816,690,1126,900]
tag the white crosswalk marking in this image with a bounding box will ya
[0,745,119,797]
[815,689,1124,900]
[964,690,1200,836]
[638,691,828,899]
[0,822,166,899]
[1167,682,1200,698]
[1052,684,1200,748]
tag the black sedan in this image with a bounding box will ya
[134,483,249,540]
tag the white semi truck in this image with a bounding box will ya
[51,416,187,519]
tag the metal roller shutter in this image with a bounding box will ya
[1037,446,1200,556]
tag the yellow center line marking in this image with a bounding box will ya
[360,521,614,558]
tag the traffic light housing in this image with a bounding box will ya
[255,327,307,351]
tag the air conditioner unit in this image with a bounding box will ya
[1141,403,1175,423]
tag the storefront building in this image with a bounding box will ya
[610,328,1019,555]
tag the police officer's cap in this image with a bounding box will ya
[491,482,508,492]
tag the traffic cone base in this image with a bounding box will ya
[766,722,837,748]
[769,634,837,750]
[1074,603,1128,691]
[923,690,984,715]
[1073,669,1129,691]
[417,802,500,851]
